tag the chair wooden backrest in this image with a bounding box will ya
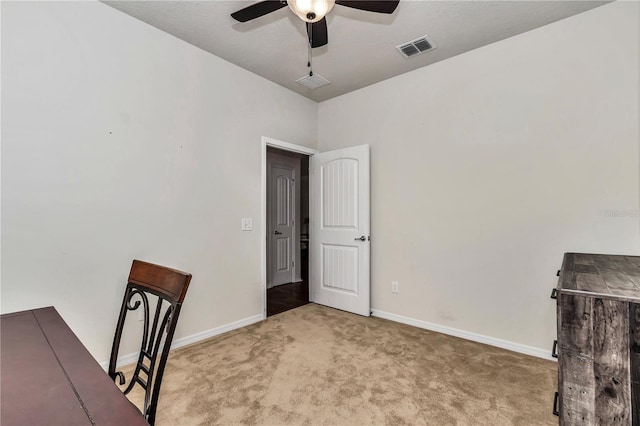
[108,260,192,426]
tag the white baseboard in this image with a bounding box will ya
[371,309,555,361]
[100,313,264,370]
[100,309,553,371]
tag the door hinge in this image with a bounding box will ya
[292,260,295,267]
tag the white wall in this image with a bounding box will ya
[1,1,317,362]
[318,2,640,354]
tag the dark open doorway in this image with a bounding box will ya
[266,149,310,316]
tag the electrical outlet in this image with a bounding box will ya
[392,281,399,294]
[241,218,253,231]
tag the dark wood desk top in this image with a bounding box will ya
[1,307,148,426]
[558,252,640,303]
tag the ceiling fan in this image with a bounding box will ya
[230,0,400,48]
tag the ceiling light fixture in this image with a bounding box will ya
[288,0,335,23]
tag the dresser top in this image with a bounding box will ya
[558,252,640,302]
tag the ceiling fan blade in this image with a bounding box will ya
[231,1,287,22]
[335,0,399,14]
[307,18,328,48]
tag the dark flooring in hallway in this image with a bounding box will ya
[267,280,309,316]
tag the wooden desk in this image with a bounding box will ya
[1,307,148,426]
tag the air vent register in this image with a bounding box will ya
[396,35,435,59]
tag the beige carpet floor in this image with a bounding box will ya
[123,303,557,425]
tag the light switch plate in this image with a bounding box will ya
[241,218,253,231]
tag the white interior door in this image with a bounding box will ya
[310,144,370,316]
[270,163,294,286]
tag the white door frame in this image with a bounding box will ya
[261,136,318,319]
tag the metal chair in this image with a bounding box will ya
[108,260,192,426]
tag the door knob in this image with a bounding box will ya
[275,231,282,235]
[354,235,367,241]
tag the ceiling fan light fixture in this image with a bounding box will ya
[288,0,335,23]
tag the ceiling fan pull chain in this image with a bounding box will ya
[307,22,313,77]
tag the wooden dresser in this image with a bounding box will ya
[553,253,640,425]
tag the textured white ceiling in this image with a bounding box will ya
[104,1,608,102]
